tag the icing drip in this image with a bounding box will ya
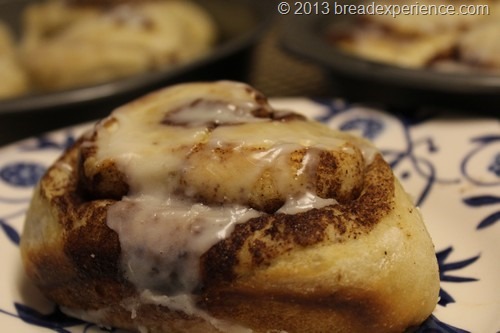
[107,195,261,293]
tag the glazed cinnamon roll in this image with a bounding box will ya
[21,81,440,333]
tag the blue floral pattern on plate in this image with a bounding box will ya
[0,162,46,188]
[1,101,499,333]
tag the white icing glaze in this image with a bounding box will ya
[107,194,261,293]
[163,98,270,127]
[138,290,254,333]
[277,192,338,215]
[106,4,150,29]
[87,81,377,330]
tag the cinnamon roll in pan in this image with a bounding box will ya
[20,0,216,91]
[21,81,440,333]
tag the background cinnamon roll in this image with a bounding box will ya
[19,0,216,91]
[329,0,500,73]
[21,81,440,333]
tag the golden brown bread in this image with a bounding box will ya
[21,81,440,333]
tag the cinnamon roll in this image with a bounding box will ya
[21,81,440,333]
[329,0,500,72]
[19,0,216,91]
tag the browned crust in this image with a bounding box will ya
[199,286,391,333]
[23,141,136,310]
[78,117,130,200]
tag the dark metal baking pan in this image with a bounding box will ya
[0,0,272,116]
[280,9,500,113]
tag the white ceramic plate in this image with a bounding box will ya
[0,99,499,333]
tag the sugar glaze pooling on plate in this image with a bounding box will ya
[0,98,499,332]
